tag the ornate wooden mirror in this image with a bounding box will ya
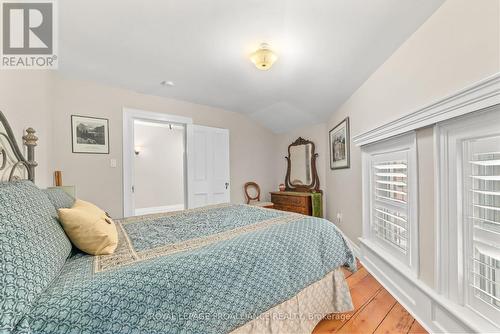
[285,137,320,192]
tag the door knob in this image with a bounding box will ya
[225,182,229,189]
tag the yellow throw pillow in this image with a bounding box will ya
[73,199,107,217]
[58,199,118,255]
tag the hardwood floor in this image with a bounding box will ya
[313,262,427,334]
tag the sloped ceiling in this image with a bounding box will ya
[59,0,444,133]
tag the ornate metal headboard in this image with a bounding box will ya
[0,111,38,182]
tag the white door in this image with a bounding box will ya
[187,125,230,208]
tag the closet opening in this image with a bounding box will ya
[133,119,186,215]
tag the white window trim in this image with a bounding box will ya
[435,104,500,332]
[353,72,500,146]
[361,131,419,276]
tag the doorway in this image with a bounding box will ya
[123,108,231,217]
[133,120,185,215]
[123,108,193,217]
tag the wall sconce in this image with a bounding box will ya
[134,146,141,155]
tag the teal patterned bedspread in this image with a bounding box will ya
[19,204,355,334]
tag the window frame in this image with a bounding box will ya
[362,131,419,275]
[436,105,500,329]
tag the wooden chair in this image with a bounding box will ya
[244,182,274,208]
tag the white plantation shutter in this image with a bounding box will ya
[465,140,500,322]
[372,161,409,253]
[362,132,418,272]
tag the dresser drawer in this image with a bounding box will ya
[270,192,312,216]
[271,194,308,207]
[273,204,310,215]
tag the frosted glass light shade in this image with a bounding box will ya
[250,43,277,70]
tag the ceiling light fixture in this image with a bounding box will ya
[250,43,277,71]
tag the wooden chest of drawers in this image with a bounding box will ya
[270,191,312,216]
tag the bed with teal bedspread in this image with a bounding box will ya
[1,181,356,334]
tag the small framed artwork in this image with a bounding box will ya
[329,117,350,169]
[71,115,110,154]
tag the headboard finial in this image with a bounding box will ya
[23,127,38,181]
[23,128,38,146]
[0,110,37,182]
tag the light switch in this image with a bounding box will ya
[110,159,117,168]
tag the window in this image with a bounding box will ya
[373,160,409,255]
[362,132,418,273]
[437,105,500,330]
[464,136,500,323]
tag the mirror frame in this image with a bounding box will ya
[285,137,320,192]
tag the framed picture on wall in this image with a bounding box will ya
[71,115,110,154]
[329,117,350,169]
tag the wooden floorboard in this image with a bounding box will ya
[337,289,397,333]
[313,262,427,334]
[374,303,415,334]
[408,320,427,334]
[345,267,369,287]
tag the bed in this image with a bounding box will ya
[0,111,356,334]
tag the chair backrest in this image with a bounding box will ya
[244,182,260,204]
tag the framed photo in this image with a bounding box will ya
[329,117,350,169]
[71,115,109,154]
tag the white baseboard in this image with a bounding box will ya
[359,238,498,333]
[135,204,185,216]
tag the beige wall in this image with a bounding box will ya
[51,75,278,217]
[275,123,328,214]
[326,0,500,287]
[134,122,185,209]
[1,72,277,217]
[0,71,54,188]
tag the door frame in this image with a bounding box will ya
[122,107,193,217]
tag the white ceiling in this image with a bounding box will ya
[59,0,444,133]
